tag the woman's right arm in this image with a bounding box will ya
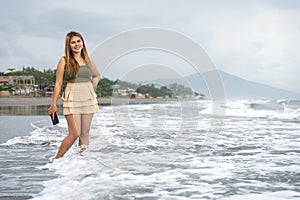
[47,57,65,117]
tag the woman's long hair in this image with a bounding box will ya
[64,31,89,77]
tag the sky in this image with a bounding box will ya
[0,0,299,93]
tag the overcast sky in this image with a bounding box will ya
[0,0,299,93]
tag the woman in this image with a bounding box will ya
[48,31,101,160]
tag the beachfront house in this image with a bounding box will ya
[12,75,37,95]
[0,77,14,96]
[0,75,37,96]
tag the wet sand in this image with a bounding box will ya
[0,96,180,115]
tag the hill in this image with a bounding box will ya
[146,70,300,100]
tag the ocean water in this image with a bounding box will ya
[0,99,300,200]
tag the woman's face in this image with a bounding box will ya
[69,36,83,53]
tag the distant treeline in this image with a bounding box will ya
[1,66,200,97]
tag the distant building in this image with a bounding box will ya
[12,75,35,86]
[0,77,13,96]
[112,85,137,97]
[11,76,37,95]
[0,77,13,84]
[43,85,55,96]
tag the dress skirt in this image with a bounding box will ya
[62,82,99,115]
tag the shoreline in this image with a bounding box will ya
[0,96,182,107]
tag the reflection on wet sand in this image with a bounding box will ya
[0,105,63,116]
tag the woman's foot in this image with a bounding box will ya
[49,156,56,163]
[79,144,88,155]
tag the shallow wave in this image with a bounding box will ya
[1,119,68,147]
[1,101,299,199]
[200,99,300,121]
[30,101,300,199]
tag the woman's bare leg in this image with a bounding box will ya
[54,114,80,159]
[73,114,82,146]
[78,114,94,152]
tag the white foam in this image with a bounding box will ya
[200,99,300,120]
[29,102,300,199]
[221,191,300,200]
[1,119,67,146]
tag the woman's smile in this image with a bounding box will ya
[70,36,83,53]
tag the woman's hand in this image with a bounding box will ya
[48,104,58,119]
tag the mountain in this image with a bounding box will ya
[145,70,300,100]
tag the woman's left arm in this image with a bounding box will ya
[87,57,101,88]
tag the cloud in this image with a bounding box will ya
[0,0,299,93]
[197,7,300,92]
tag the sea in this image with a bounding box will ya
[0,99,300,200]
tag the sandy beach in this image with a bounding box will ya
[0,97,60,106]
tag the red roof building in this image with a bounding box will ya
[0,77,13,84]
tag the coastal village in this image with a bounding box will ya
[0,75,55,97]
[0,67,205,100]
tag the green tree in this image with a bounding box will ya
[0,84,14,92]
[136,84,173,98]
[97,78,114,97]
[115,79,139,90]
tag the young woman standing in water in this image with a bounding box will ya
[48,31,100,160]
